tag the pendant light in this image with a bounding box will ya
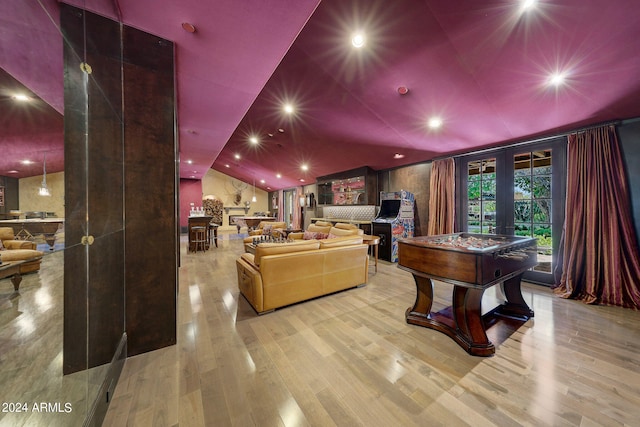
[38,152,51,196]
[251,178,257,203]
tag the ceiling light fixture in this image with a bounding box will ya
[393,153,405,159]
[301,164,308,171]
[234,153,241,160]
[38,153,51,197]
[397,86,409,95]
[283,104,294,114]
[276,173,282,179]
[351,32,365,48]
[12,94,31,102]
[249,136,259,144]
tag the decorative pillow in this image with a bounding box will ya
[262,225,273,235]
[315,232,329,240]
[303,230,318,240]
[0,239,4,250]
[327,233,339,239]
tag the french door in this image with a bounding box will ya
[457,138,566,285]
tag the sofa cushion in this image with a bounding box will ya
[254,240,320,266]
[319,235,363,248]
[314,220,333,227]
[327,226,362,237]
[307,223,332,234]
[262,224,273,235]
[303,231,329,240]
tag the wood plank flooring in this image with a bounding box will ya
[103,232,640,426]
[3,231,638,426]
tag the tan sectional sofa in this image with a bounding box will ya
[236,235,369,314]
[0,227,44,273]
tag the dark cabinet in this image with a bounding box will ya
[316,166,377,206]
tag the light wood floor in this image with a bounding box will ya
[100,232,640,427]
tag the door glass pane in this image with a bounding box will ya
[467,158,496,234]
[514,150,552,273]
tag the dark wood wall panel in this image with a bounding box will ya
[122,26,177,356]
[378,163,431,236]
[62,4,177,373]
[62,3,126,374]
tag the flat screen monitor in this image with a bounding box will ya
[377,199,400,219]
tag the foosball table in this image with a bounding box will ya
[398,233,538,356]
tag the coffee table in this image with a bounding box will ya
[0,260,26,291]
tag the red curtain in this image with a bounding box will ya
[427,157,455,235]
[554,125,640,309]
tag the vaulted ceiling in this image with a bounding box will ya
[2,0,640,191]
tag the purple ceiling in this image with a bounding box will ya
[2,0,640,191]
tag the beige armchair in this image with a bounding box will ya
[0,227,44,273]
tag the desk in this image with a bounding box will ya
[0,260,25,291]
[188,216,213,252]
[0,218,64,250]
[398,233,537,356]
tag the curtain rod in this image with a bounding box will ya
[438,118,635,161]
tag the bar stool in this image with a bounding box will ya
[209,222,219,248]
[191,226,207,253]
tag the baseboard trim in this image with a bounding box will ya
[84,333,127,427]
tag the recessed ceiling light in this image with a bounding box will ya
[299,178,305,182]
[278,128,285,133]
[186,159,193,164]
[393,153,405,159]
[225,164,230,168]
[7,170,19,174]
[283,104,294,114]
[301,164,308,171]
[276,173,282,178]
[12,94,30,102]
[548,72,566,87]
[428,117,443,129]
[521,0,536,10]
[351,32,365,48]
[234,153,241,160]
[21,160,33,165]
[249,136,259,144]
[260,179,265,184]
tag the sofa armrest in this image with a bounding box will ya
[4,240,37,250]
